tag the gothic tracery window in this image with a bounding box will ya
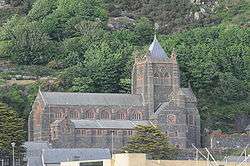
[69,111,74,118]
[100,110,110,119]
[75,112,79,118]
[117,112,126,120]
[86,110,95,119]
[69,111,79,119]
[131,112,142,120]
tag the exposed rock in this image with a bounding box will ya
[107,16,135,30]
[194,12,200,20]
[200,7,206,14]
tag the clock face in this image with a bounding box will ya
[167,114,176,124]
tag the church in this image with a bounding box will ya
[28,36,201,150]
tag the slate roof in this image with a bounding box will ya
[181,88,196,99]
[23,141,50,166]
[149,35,168,59]
[175,88,197,102]
[23,141,49,159]
[71,120,151,129]
[42,148,111,164]
[27,157,43,166]
[40,91,143,107]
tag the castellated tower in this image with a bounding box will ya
[131,35,178,117]
[132,36,200,148]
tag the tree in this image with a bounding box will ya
[161,25,249,132]
[122,125,177,160]
[1,16,57,65]
[133,17,154,46]
[80,41,129,93]
[0,102,25,153]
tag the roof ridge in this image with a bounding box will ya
[42,91,141,96]
[40,92,143,106]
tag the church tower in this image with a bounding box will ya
[131,35,177,117]
[131,36,200,148]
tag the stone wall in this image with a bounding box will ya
[30,98,145,142]
[52,127,133,150]
[211,134,250,149]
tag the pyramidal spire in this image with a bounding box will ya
[148,34,167,59]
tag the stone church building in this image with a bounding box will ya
[28,36,201,150]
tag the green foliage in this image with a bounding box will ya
[162,25,249,101]
[1,16,57,65]
[122,125,177,160]
[215,0,250,26]
[82,42,129,92]
[161,25,249,131]
[0,0,108,65]
[0,84,39,117]
[27,0,58,20]
[133,17,154,46]
[0,102,25,153]
[0,8,19,26]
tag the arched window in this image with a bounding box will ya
[100,110,110,119]
[131,112,142,120]
[128,130,133,135]
[117,112,126,120]
[56,112,62,118]
[75,112,79,118]
[86,110,95,119]
[69,111,74,118]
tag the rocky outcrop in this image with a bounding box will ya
[190,0,219,20]
[107,16,135,30]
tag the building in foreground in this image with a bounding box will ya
[60,153,249,166]
[23,142,111,166]
[28,35,201,149]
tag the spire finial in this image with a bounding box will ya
[154,23,159,38]
[148,23,168,59]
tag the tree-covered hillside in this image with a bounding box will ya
[0,0,249,143]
